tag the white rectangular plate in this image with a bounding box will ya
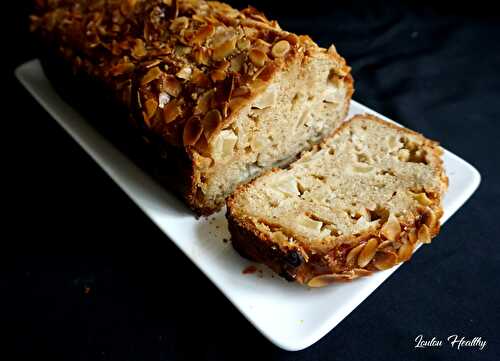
[16,59,480,351]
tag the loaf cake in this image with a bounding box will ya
[227,114,448,286]
[30,0,353,215]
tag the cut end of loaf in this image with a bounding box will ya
[189,49,353,214]
[227,114,448,286]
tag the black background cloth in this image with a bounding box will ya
[3,1,499,360]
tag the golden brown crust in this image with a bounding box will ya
[226,115,447,286]
[31,0,352,215]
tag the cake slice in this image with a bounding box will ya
[227,114,448,286]
[31,0,353,215]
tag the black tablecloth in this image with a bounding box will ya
[4,1,499,360]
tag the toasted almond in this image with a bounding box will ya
[413,192,433,206]
[398,242,414,262]
[230,53,246,73]
[212,38,237,61]
[143,98,158,120]
[201,109,223,141]
[193,47,211,65]
[327,44,338,55]
[378,240,393,249]
[176,66,192,80]
[183,116,203,146]
[284,33,299,46]
[169,16,189,33]
[237,37,251,50]
[194,133,210,156]
[422,208,437,228]
[190,69,211,88]
[248,49,267,67]
[141,67,162,85]
[255,62,276,81]
[162,100,182,123]
[373,250,398,270]
[346,243,365,265]
[131,38,147,59]
[352,268,373,277]
[418,224,431,244]
[120,0,137,15]
[194,89,215,115]
[307,273,351,287]
[110,62,135,76]
[191,23,215,46]
[380,214,401,241]
[228,96,247,113]
[162,75,182,97]
[233,86,251,97]
[271,40,290,58]
[407,228,418,244]
[211,69,227,82]
[357,238,378,268]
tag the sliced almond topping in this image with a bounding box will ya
[271,40,290,58]
[230,53,246,73]
[418,224,431,244]
[193,47,211,65]
[398,242,414,262]
[194,89,215,115]
[131,38,147,59]
[162,100,182,123]
[183,116,203,146]
[176,66,192,80]
[169,16,189,33]
[407,228,418,244]
[352,268,372,277]
[190,69,211,88]
[194,133,210,157]
[373,250,398,270]
[413,192,433,206]
[237,37,251,50]
[141,66,162,85]
[210,69,227,82]
[346,243,365,265]
[162,75,182,97]
[380,214,401,241]
[378,240,393,249]
[212,37,237,61]
[191,23,214,45]
[233,86,251,97]
[327,44,338,55]
[248,49,267,67]
[143,98,158,120]
[110,62,135,76]
[228,96,247,113]
[201,109,223,141]
[422,208,437,228]
[357,238,378,268]
[308,274,350,287]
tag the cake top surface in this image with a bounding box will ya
[31,0,350,149]
[228,115,448,253]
